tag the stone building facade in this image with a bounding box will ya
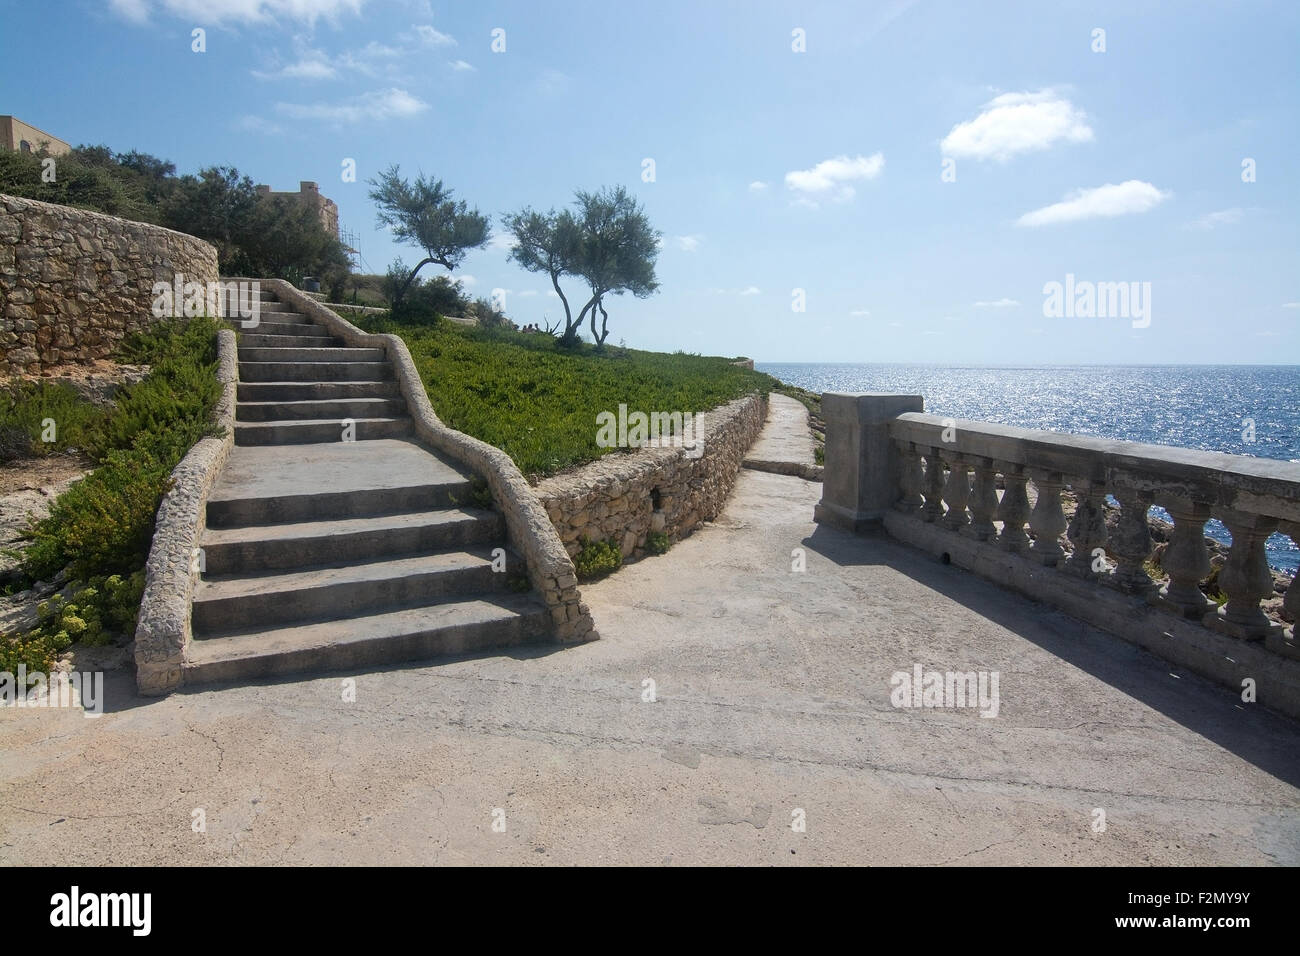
[255,181,339,236]
[0,116,71,156]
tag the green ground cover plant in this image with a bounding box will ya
[357,313,777,478]
[1,317,222,677]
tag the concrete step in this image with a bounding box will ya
[207,439,476,524]
[237,380,402,402]
[238,346,386,363]
[182,593,551,685]
[247,301,298,313]
[193,550,511,632]
[208,479,474,527]
[239,333,338,349]
[199,508,504,573]
[234,417,413,445]
[239,361,393,382]
[236,397,406,422]
[227,319,322,337]
[256,310,307,321]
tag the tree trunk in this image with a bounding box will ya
[394,256,436,307]
[550,271,577,346]
[591,298,610,347]
[570,294,599,348]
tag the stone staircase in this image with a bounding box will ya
[183,287,550,685]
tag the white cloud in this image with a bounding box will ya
[113,0,364,25]
[518,290,539,298]
[1190,207,1244,230]
[888,321,902,327]
[941,90,1093,162]
[359,40,400,57]
[739,286,761,296]
[414,24,456,47]
[454,274,477,287]
[449,59,475,72]
[849,309,871,316]
[748,180,769,192]
[235,115,284,135]
[785,153,884,203]
[486,232,515,252]
[1016,180,1171,227]
[1283,302,1300,309]
[275,87,429,124]
[537,69,571,96]
[253,46,337,81]
[675,235,703,252]
[109,0,150,22]
[973,298,1020,308]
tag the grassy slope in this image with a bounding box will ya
[356,315,778,479]
[1,318,222,675]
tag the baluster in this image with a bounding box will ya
[1027,469,1067,565]
[1207,509,1279,639]
[1273,520,1299,655]
[1109,487,1155,594]
[1064,480,1108,578]
[895,441,923,515]
[996,463,1030,552]
[921,449,944,523]
[965,459,998,541]
[942,454,970,532]
[1154,498,1213,617]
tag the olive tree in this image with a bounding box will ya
[500,207,583,345]
[501,186,659,348]
[368,165,489,307]
[573,186,659,347]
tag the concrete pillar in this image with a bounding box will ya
[814,392,923,532]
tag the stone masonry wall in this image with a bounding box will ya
[535,394,767,561]
[0,194,218,375]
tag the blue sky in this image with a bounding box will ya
[3,0,1298,363]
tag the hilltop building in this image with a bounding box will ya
[0,115,71,156]
[255,180,339,236]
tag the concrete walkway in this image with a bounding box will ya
[743,393,821,479]
[3,469,1298,864]
[3,401,1299,864]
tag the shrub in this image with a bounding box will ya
[19,317,221,584]
[644,531,671,555]
[0,572,144,680]
[0,381,105,463]
[573,536,623,581]
[0,627,70,680]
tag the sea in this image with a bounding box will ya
[756,364,1300,574]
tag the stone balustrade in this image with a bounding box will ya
[814,393,1300,717]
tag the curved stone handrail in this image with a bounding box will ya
[254,279,595,644]
[135,327,238,695]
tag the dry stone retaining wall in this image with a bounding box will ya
[535,394,767,561]
[0,194,218,376]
